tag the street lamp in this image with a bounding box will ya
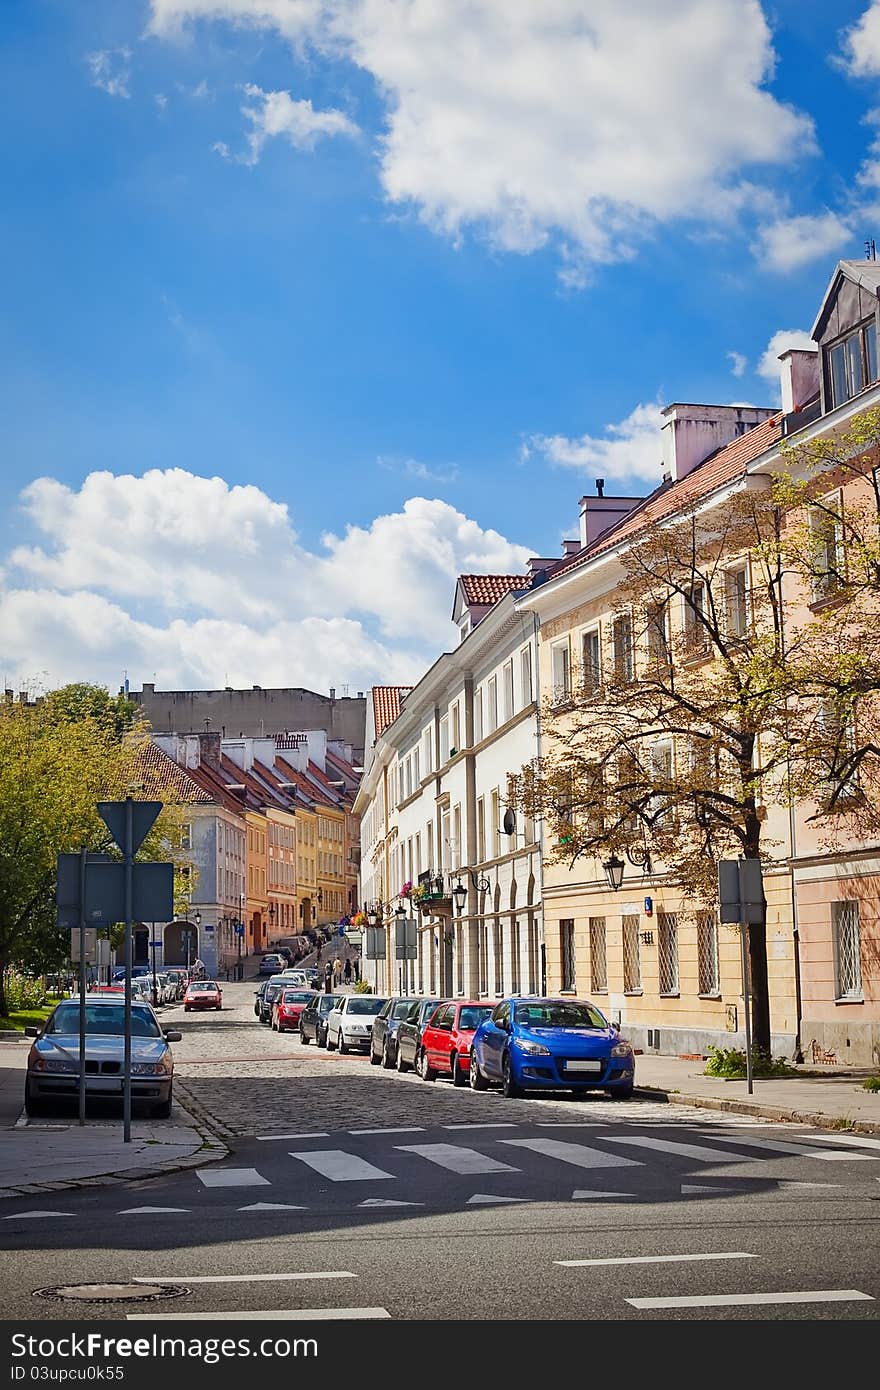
[602,854,625,892]
[452,878,467,916]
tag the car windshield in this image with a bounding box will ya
[319,996,340,1014]
[346,998,387,1015]
[392,1000,418,1020]
[281,991,312,1004]
[265,985,284,1000]
[514,1002,607,1030]
[189,983,217,992]
[459,1006,493,1030]
[46,1004,162,1039]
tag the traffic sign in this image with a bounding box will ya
[97,800,163,857]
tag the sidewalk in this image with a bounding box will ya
[0,1041,227,1201]
[633,1053,880,1134]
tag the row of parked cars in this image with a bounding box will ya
[90,966,208,1010]
[255,978,636,1099]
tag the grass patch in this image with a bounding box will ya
[0,1001,60,1032]
[704,1045,797,1079]
[861,1075,880,1093]
[828,1114,855,1129]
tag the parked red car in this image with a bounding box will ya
[183,980,222,1012]
[417,1000,496,1085]
[272,989,313,1033]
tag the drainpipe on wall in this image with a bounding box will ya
[531,609,547,994]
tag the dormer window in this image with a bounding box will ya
[827,319,878,408]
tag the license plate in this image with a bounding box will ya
[564,1059,602,1073]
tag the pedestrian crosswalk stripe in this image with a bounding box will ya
[289,1149,395,1182]
[2,1210,73,1219]
[777,1182,840,1190]
[702,1134,878,1161]
[128,1308,392,1321]
[680,1185,732,1195]
[627,1289,873,1310]
[601,1136,759,1163]
[396,1143,519,1175]
[118,1206,190,1214]
[135,1272,355,1284]
[197,1167,269,1188]
[349,1127,425,1135]
[256,1133,328,1142]
[466,1193,530,1205]
[500,1138,643,1169]
[810,1134,880,1151]
[358,1198,423,1208]
[442,1123,518,1130]
[238,1203,308,1211]
[571,1190,633,1200]
[557,1252,755,1267]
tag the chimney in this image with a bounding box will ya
[18,691,28,704]
[4,689,12,703]
[661,403,775,482]
[329,687,336,700]
[142,682,154,695]
[595,478,605,497]
[357,691,364,699]
[579,494,644,548]
[779,348,819,415]
[527,557,559,579]
[198,731,222,770]
[562,540,581,556]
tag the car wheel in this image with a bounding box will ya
[369,1041,381,1065]
[608,1083,634,1100]
[338,1036,349,1055]
[417,1048,437,1082]
[326,1031,337,1051]
[184,1006,190,1013]
[23,1081,49,1118]
[501,1053,524,1099]
[396,1044,411,1074]
[452,1053,468,1087]
[469,1050,489,1091]
[299,1028,309,1046]
[317,1026,327,1048]
[152,1090,173,1120]
[382,1039,396,1069]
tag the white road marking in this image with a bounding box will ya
[467,1193,530,1205]
[680,1185,734,1195]
[2,1210,73,1220]
[349,1127,425,1135]
[135,1273,355,1285]
[777,1182,840,1190]
[442,1123,518,1130]
[571,1190,633,1200]
[358,1198,423,1208]
[600,1136,759,1163]
[118,1207,190,1214]
[500,1138,643,1169]
[810,1133,880,1151]
[128,1308,392,1321]
[289,1150,395,1182]
[197,1168,269,1188]
[238,1203,308,1211]
[627,1289,873,1310]
[537,1123,600,1128]
[703,1135,878,1162]
[557,1252,755,1268]
[256,1133,328,1142]
[396,1143,519,1175]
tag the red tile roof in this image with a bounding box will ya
[138,742,213,804]
[372,687,413,738]
[459,574,529,606]
[548,413,784,581]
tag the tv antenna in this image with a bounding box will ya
[867,238,876,261]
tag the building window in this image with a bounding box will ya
[551,643,570,703]
[476,797,486,862]
[493,919,504,995]
[502,660,514,724]
[810,499,844,603]
[527,915,539,993]
[456,924,464,995]
[450,702,460,755]
[650,743,674,824]
[622,916,642,992]
[487,676,498,733]
[832,900,863,1000]
[612,615,634,683]
[725,566,749,637]
[520,646,533,706]
[478,922,488,994]
[581,628,601,694]
[827,319,878,408]
[440,716,450,765]
[646,602,669,667]
[474,687,483,743]
[589,916,607,992]
[657,911,679,995]
[684,582,707,650]
[560,919,575,991]
[510,919,521,994]
[423,728,433,776]
[491,790,501,858]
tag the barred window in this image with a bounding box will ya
[456,924,464,995]
[589,916,607,992]
[511,919,521,994]
[832,900,863,1000]
[657,911,679,995]
[527,915,540,993]
[697,913,720,996]
[478,922,488,994]
[622,915,641,993]
[494,919,504,995]
[560,919,576,991]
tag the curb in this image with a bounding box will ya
[633,1084,880,1136]
[0,1103,229,1201]
[174,1081,237,1140]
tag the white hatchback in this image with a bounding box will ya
[326,995,389,1054]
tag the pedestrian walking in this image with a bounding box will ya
[324,961,333,994]
[333,955,342,987]
[343,957,352,984]
[353,957,360,982]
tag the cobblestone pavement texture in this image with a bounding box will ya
[169,980,754,1137]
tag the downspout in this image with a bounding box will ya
[531,609,547,994]
[776,553,804,1062]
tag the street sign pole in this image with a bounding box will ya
[740,916,753,1096]
[123,797,133,1144]
[78,846,87,1126]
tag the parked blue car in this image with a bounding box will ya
[469,997,635,1099]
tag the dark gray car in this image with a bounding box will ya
[395,998,446,1073]
[298,993,341,1047]
[370,997,422,1068]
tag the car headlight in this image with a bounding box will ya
[30,1055,78,1074]
[515,1039,552,1055]
[611,1041,633,1057]
[132,1057,173,1076]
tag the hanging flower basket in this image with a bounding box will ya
[400,881,413,900]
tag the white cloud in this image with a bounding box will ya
[752,210,854,272]
[155,92,168,110]
[756,328,814,396]
[2,470,530,690]
[86,48,132,99]
[215,83,359,164]
[149,0,814,269]
[525,402,666,492]
[378,455,459,484]
[727,350,748,377]
[841,2,880,77]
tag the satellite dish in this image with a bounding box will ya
[502,808,516,836]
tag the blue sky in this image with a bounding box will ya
[3,0,880,696]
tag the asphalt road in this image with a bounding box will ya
[2,979,878,1323]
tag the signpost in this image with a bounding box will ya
[718,857,766,1096]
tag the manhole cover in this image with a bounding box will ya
[35,1282,190,1304]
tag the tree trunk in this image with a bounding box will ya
[0,964,8,1021]
[747,919,771,1055]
